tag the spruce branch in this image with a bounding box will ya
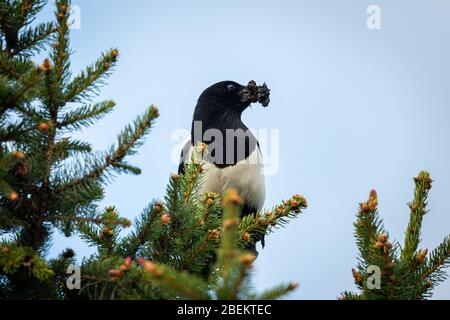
[117,203,161,258]
[421,236,450,292]
[256,283,299,300]
[139,259,210,300]
[52,0,71,86]
[0,1,47,53]
[48,248,77,299]
[12,64,41,102]
[114,105,159,158]
[0,55,39,112]
[355,190,384,257]
[53,138,91,158]
[401,171,432,263]
[165,172,182,216]
[46,213,129,227]
[77,206,131,257]
[0,179,16,200]
[15,22,56,56]
[343,172,450,300]
[36,58,62,189]
[64,49,119,103]
[179,233,217,271]
[0,51,20,79]
[199,191,221,225]
[54,105,159,194]
[80,256,162,300]
[0,241,54,281]
[239,194,307,242]
[0,123,28,143]
[57,100,116,131]
[339,291,363,300]
[180,160,203,204]
[0,149,28,200]
[215,189,253,300]
[229,264,248,300]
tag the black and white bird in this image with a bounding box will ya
[178,80,270,245]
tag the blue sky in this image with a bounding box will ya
[35,0,450,299]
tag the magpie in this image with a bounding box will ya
[178,80,270,247]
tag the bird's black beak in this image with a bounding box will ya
[239,81,271,107]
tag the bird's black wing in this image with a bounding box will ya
[178,141,192,175]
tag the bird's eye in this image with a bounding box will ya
[227,84,236,92]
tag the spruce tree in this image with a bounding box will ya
[341,172,450,300]
[77,171,307,300]
[0,0,159,299]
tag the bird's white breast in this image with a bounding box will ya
[184,143,266,211]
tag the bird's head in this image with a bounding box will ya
[194,80,271,121]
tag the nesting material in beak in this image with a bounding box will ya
[240,80,271,107]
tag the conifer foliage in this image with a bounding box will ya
[0,0,159,299]
[77,174,307,300]
[341,172,450,300]
[0,0,308,300]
